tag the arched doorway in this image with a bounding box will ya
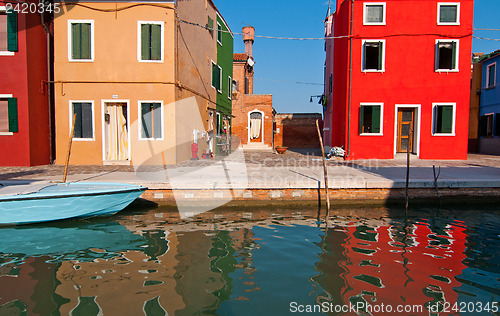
[248,110,263,143]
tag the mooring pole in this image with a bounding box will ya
[63,113,77,183]
[316,120,330,214]
[405,129,413,211]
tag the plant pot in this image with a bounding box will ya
[276,147,287,154]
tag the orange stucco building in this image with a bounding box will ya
[53,0,232,166]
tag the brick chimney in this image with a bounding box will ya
[242,26,255,58]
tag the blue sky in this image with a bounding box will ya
[215,0,500,114]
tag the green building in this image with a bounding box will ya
[211,13,233,154]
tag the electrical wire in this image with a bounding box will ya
[473,36,500,41]
[474,28,500,31]
[254,78,324,86]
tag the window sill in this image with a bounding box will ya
[73,138,95,141]
[485,85,496,90]
[363,22,386,26]
[432,133,455,137]
[435,69,459,73]
[362,70,385,73]
[0,51,15,56]
[138,59,163,63]
[69,59,94,62]
[139,138,163,141]
[360,133,383,136]
[437,22,460,26]
[0,132,13,136]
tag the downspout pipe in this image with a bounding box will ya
[40,12,54,163]
[346,0,354,159]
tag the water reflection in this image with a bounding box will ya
[0,207,498,315]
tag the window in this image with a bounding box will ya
[438,3,460,25]
[138,21,163,62]
[362,40,385,72]
[217,21,222,45]
[207,16,214,36]
[359,103,382,135]
[479,114,494,137]
[212,61,222,92]
[435,40,458,71]
[487,63,496,88]
[432,103,455,135]
[496,114,500,136]
[139,102,162,140]
[71,101,93,139]
[364,3,386,25]
[0,96,17,134]
[228,76,232,99]
[68,20,93,61]
[0,7,17,55]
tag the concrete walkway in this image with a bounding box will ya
[1,152,499,191]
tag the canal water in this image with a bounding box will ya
[0,205,498,315]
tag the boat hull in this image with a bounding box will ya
[0,182,146,225]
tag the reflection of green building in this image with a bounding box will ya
[212,13,233,154]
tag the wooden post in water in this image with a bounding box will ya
[405,129,413,211]
[316,120,330,213]
[63,113,77,183]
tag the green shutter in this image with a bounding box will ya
[153,103,161,138]
[207,16,214,30]
[362,42,367,70]
[7,98,18,133]
[378,42,383,70]
[141,103,152,138]
[440,106,453,133]
[372,105,381,133]
[150,24,161,60]
[359,106,365,134]
[7,11,18,52]
[141,24,151,60]
[451,41,457,69]
[81,103,92,138]
[72,24,81,59]
[72,103,83,138]
[80,23,91,60]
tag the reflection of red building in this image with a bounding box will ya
[340,222,467,314]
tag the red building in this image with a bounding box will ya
[324,0,473,160]
[0,5,51,166]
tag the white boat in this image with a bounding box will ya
[0,182,147,225]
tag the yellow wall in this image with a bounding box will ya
[54,2,177,165]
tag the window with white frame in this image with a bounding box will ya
[438,3,460,25]
[139,101,162,139]
[432,103,455,135]
[228,76,232,99]
[364,3,386,25]
[68,20,94,61]
[0,7,17,55]
[0,95,17,133]
[212,61,222,92]
[487,63,496,88]
[71,101,94,139]
[138,21,163,62]
[479,114,494,137]
[359,103,383,135]
[362,40,385,72]
[435,40,459,71]
[217,21,222,45]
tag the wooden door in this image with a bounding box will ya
[397,109,414,153]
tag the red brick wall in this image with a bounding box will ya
[232,95,273,146]
[274,114,322,148]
